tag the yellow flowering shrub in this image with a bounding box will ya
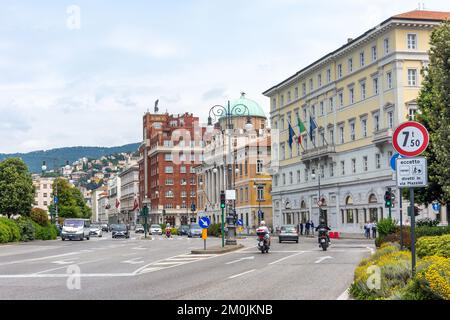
[416,234,450,258]
[414,256,450,300]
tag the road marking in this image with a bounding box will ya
[152,261,190,266]
[366,246,375,254]
[33,258,105,275]
[52,259,78,265]
[0,273,135,278]
[314,256,333,264]
[228,269,256,279]
[132,246,146,250]
[0,252,81,266]
[226,256,255,265]
[337,288,350,300]
[122,258,145,265]
[268,251,306,265]
[138,267,164,274]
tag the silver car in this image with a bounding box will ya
[89,224,103,237]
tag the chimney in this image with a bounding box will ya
[347,38,353,43]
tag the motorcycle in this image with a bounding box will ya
[318,228,329,251]
[256,228,270,254]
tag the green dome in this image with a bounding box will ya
[221,93,266,119]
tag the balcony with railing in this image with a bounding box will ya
[301,145,336,161]
[372,128,393,146]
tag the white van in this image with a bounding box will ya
[61,219,91,241]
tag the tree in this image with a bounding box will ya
[0,158,34,218]
[412,22,450,208]
[49,178,91,219]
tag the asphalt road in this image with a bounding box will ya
[0,232,374,300]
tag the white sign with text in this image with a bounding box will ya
[396,157,428,188]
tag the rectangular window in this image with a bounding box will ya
[349,88,354,104]
[373,77,379,95]
[326,69,331,83]
[338,92,343,108]
[363,156,368,172]
[297,170,301,183]
[341,161,345,175]
[384,38,389,55]
[329,163,334,177]
[318,74,322,87]
[350,122,355,141]
[282,173,286,185]
[408,69,417,86]
[281,143,285,160]
[289,172,293,184]
[280,95,284,106]
[274,175,278,187]
[328,97,334,112]
[376,153,381,169]
[257,186,264,201]
[338,64,342,78]
[305,169,309,182]
[348,58,353,73]
[302,107,307,120]
[329,128,334,144]
[387,72,393,89]
[272,97,277,109]
[351,158,356,174]
[339,126,344,144]
[287,91,291,103]
[320,101,324,116]
[360,82,366,100]
[294,87,299,99]
[256,160,263,173]
[180,166,186,173]
[309,78,313,91]
[164,153,172,161]
[165,166,173,174]
[311,105,316,116]
[407,34,417,50]
[374,114,380,131]
[388,111,394,129]
[371,45,377,61]
[302,83,306,96]
[361,119,367,137]
[360,52,365,67]
[165,179,174,185]
[181,191,187,198]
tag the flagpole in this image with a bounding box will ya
[287,120,306,152]
[305,108,317,149]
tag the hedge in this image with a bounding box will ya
[0,217,21,243]
[376,225,450,248]
[207,223,222,237]
[32,222,57,240]
[416,235,450,258]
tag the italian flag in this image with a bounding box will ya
[297,116,306,145]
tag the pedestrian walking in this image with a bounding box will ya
[310,220,315,236]
[372,221,377,239]
[305,221,310,236]
[364,222,370,239]
[299,222,304,235]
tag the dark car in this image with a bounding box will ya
[178,225,190,236]
[101,224,109,232]
[188,223,203,238]
[279,224,299,243]
[111,224,130,239]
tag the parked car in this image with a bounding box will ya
[178,225,190,236]
[279,224,299,243]
[135,224,145,233]
[149,224,163,235]
[89,224,103,237]
[188,223,203,238]
[61,219,90,241]
[101,224,109,232]
[111,224,130,239]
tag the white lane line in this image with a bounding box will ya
[33,259,105,275]
[228,269,256,279]
[132,247,146,250]
[122,258,145,265]
[314,256,333,264]
[152,261,189,266]
[268,251,306,265]
[226,256,255,265]
[337,288,350,300]
[52,259,78,265]
[0,273,135,278]
[0,251,81,266]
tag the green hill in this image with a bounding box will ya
[0,143,141,173]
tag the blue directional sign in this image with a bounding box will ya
[237,219,243,226]
[432,202,441,212]
[199,216,211,229]
[54,196,58,204]
[390,153,403,171]
[258,210,263,218]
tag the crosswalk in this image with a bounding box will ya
[136,253,217,275]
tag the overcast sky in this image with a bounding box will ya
[1,0,449,153]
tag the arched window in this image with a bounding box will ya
[369,194,378,203]
[345,195,353,205]
[301,201,306,209]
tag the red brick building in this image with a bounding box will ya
[138,112,204,226]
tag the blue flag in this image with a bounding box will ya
[288,122,295,149]
[309,116,317,139]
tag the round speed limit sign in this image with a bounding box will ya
[392,121,429,157]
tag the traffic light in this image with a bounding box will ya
[220,191,226,209]
[191,203,196,212]
[384,189,392,208]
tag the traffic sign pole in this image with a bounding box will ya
[410,188,416,276]
[221,207,225,248]
[399,188,404,250]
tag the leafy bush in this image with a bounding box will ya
[171,228,178,235]
[16,217,35,241]
[416,225,450,238]
[349,244,412,300]
[33,222,57,240]
[0,217,21,242]
[416,218,440,227]
[207,223,222,237]
[402,256,450,300]
[416,235,450,258]
[30,208,49,226]
[377,218,397,237]
[376,225,450,248]
[0,223,11,243]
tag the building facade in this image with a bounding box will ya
[119,164,139,226]
[32,175,54,215]
[196,94,273,232]
[107,175,121,224]
[263,10,450,233]
[138,112,204,227]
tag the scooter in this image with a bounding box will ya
[165,228,171,238]
[318,228,329,251]
[256,228,270,254]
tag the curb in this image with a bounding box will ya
[191,244,244,254]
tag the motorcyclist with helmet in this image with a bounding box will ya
[315,218,331,245]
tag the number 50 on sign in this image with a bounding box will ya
[392,121,429,157]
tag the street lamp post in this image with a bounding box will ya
[207,99,253,246]
[42,160,70,224]
[312,168,326,225]
[253,183,265,226]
